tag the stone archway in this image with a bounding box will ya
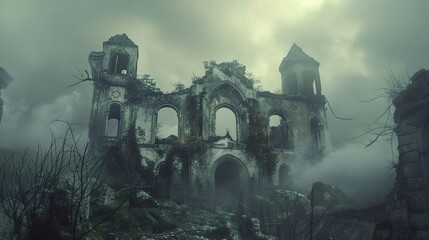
[210,155,249,207]
[215,161,241,201]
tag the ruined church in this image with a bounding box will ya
[86,34,330,203]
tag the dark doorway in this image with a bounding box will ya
[278,164,291,187]
[214,161,242,207]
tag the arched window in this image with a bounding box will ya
[155,107,179,144]
[106,103,121,137]
[215,107,237,140]
[310,118,323,151]
[269,114,292,149]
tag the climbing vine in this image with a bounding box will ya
[124,74,162,104]
[104,118,154,187]
[118,121,147,182]
[160,95,207,198]
[246,100,278,182]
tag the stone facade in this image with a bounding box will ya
[87,34,330,203]
[388,69,429,240]
[0,66,13,124]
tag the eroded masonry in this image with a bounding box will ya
[87,34,330,203]
[387,69,429,240]
[0,66,13,125]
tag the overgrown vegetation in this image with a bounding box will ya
[0,123,114,240]
[158,95,207,199]
[246,100,278,182]
[91,199,235,239]
[172,81,186,92]
[124,74,162,104]
[159,138,206,199]
[103,121,155,188]
[196,60,262,90]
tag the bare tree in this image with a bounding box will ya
[358,68,410,149]
[0,122,132,240]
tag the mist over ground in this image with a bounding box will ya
[294,140,396,204]
[0,0,428,204]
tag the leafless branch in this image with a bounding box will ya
[68,68,93,88]
[356,67,409,149]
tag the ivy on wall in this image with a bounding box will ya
[245,100,278,182]
[161,95,207,197]
[124,74,162,104]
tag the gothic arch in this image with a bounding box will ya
[151,102,181,143]
[208,154,249,201]
[206,81,247,103]
[153,99,182,114]
[267,108,293,125]
[267,108,294,149]
[105,101,123,137]
[203,82,246,142]
[211,103,240,141]
[206,83,247,142]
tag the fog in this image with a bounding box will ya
[1,0,428,204]
[294,140,397,204]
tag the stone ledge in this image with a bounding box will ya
[399,151,420,163]
[398,143,419,155]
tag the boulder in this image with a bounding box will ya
[129,190,158,208]
[91,183,115,207]
[309,181,353,207]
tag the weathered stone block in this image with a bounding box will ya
[407,191,427,213]
[403,162,422,178]
[404,117,422,127]
[397,124,419,136]
[406,177,425,191]
[399,143,419,155]
[399,151,420,163]
[416,230,429,240]
[398,134,417,146]
[410,213,429,230]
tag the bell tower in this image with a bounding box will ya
[87,34,139,144]
[279,43,321,96]
[102,34,138,77]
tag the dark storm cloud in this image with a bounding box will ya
[350,0,429,71]
[0,0,427,201]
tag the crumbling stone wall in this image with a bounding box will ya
[87,34,330,203]
[388,69,429,240]
[0,66,13,125]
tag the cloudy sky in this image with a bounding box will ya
[0,0,428,201]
